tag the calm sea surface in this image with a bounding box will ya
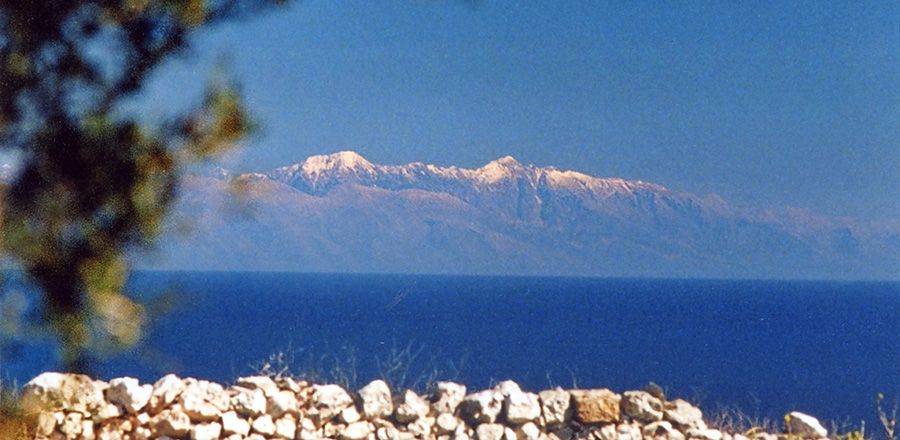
[3,272,899,429]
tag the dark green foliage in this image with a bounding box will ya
[0,0,287,371]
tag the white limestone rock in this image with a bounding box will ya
[408,416,435,438]
[81,419,95,440]
[191,422,223,440]
[687,429,723,440]
[181,394,221,421]
[324,422,348,438]
[539,388,572,426]
[617,423,643,440]
[518,422,541,440]
[270,389,300,418]
[252,414,277,436]
[343,421,375,440]
[372,418,397,430]
[148,374,185,414]
[95,403,122,422]
[221,411,252,436]
[20,372,107,415]
[436,413,460,435]
[299,416,319,433]
[395,390,431,423]
[360,380,394,419]
[377,425,401,440]
[505,388,541,424]
[313,384,355,422]
[664,400,706,431]
[277,376,307,394]
[460,390,505,424]
[300,428,324,440]
[59,412,84,438]
[785,412,827,438]
[203,380,231,411]
[621,391,663,423]
[643,421,686,440]
[433,382,467,414]
[98,418,134,440]
[477,423,507,440]
[35,411,59,437]
[151,408,192,437]
[274,415,298,439]
[341,405,362,424]
[235,376,280,397]
[135,411,151,427]
[232,386,268,417]
[181,379,230,421]
[133,426,153,440]
[106,377,153,414]
[495,381,523,397]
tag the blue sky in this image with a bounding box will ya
[142,1,899,219]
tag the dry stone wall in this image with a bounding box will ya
[19,373,829,440]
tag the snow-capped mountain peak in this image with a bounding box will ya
[265,150,379,191]
[300,150,375,175]
[488,155,521,167]
[540,167,668,195]
[477,155,528,183]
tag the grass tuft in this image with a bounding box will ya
[706,404,778,436]
[876,394,897,440]
[250,341,466,393]
[0,377,30,440]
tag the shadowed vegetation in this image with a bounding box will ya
[0,376,29,439]
[0,0,289,372]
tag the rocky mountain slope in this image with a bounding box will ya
[152,151,900,279]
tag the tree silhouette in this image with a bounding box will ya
[0,0,287,372]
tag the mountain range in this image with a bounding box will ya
[151,151,900,279]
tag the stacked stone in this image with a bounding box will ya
[19,373,829,440]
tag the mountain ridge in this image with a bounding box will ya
[253,150,672,197]
[150,151,899,280]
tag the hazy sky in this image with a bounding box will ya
[142,1,899,219]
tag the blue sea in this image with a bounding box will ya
[3,272,898,430]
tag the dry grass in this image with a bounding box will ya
[0,379,30,440]
[251,341,465,393]
[876,394,898,440]
[706,404,779,436]
[0,418,30,440]
[707,394,898,440]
